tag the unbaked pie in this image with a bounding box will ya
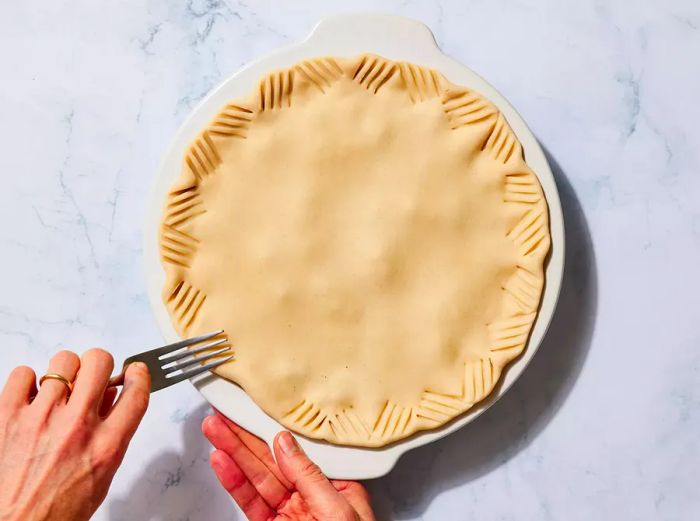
[159,54,550,447]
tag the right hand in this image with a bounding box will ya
[202,411,375,520]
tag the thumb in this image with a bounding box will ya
[274,432,356,519]
[105,363,150,435]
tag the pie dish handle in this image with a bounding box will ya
[304,13,440,54]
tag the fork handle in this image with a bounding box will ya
[107,359,136,387]
[107,372,125,387]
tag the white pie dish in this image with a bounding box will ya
[143,13,565,479]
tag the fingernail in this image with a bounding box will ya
[126,362,148,379]
[279,431,300,455]
[124,362,148,388]
[130,361,148,372]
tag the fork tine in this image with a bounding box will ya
[163,346,231,371]
[160,338,228,364]
[161,354,234,387]
[145,330,224,359]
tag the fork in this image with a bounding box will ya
[108,330,233,392]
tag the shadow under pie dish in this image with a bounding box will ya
[159,54,550,448]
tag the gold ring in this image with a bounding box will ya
[39,373,74,394]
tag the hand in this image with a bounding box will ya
[0,349,151,521]
[202,411,375,521]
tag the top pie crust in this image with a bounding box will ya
[159,54,550,447]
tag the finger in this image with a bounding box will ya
[333,480,375,521]
[70,348,114,411]
[98,385,119,417]
[103,362,150,443]
[274,432,355,519]
[203,415,290,509]
[210,449,275,521]
[0,366,37,409]
[214,409,293,489]
[34,351,80,407]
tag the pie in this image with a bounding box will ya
[159,54,550,447]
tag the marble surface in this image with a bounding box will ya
[1,1,698,520]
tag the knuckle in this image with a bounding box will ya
[10,365,35,380]
[249,470,273,491]
[237,492,258,512]
[347,481,369,500]
[52,350,79,365]
[326,507,357,521]
[298,458,323,479]
[340,506,358,521]
[83,348,114,368]
[93,439,125,469]
[64,413,92,443]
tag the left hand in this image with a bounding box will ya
[0,349,151,521]
[202,410,376,521]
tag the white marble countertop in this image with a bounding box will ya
[1,1,699,520]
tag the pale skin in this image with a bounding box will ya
[202,411,376,521]
[0,350,375,521]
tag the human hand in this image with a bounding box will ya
[0,349,151,521]
[202,411,375,520]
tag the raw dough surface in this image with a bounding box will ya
[159,55,550,447]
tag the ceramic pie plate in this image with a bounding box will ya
[144,13,565,479]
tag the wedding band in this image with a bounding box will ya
[39,373,74,394]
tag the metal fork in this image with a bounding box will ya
[108,330,233,392]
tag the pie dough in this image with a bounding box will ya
[159,55,550,447]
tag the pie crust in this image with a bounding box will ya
[159,54,550,447]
